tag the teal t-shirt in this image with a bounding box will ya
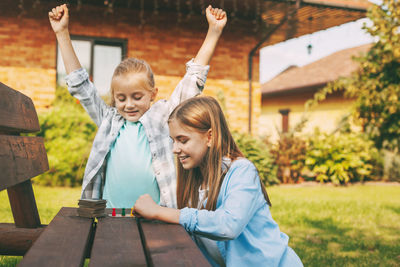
[103,121,160,208]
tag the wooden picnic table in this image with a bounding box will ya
[18,207,210,267]
[0,83,209,266]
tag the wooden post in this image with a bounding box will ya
[7,180,41,228]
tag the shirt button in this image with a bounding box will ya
[156,171,160,175]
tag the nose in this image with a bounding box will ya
[172,142,180,154]
[126,97,135,109]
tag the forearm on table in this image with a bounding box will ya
[154,206,181,224]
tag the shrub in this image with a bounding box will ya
[233,132,279,186]
[268,118,308,184]
[270,133,307,184]
[303,129,382,184]
[34,87,96,187]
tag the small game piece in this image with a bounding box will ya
[130,208,134,217]
[112,208,116,217]
[122,208,125,216]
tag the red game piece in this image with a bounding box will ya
[112,208,116,216]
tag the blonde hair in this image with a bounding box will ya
[110,58,155,106]
[169,96,271,210]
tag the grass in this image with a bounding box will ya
[268,184,400,267]
[1,184,399,266]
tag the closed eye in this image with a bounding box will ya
[178,138,188,144]
[170,136,188,144]
[133,93,144,100]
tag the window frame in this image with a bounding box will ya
[56,35,128,84]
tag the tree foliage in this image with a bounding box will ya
[309,0,400,151]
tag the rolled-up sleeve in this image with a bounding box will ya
[179,207,198,232]
[167,59,210,114]
[65,68,109,126]
[65,68,90,93]
[185,58,210,90]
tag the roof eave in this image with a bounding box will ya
[262,81,329,97]
[266,0,371,11]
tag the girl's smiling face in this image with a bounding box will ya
[112,73,157,122]
[169,119,211,170]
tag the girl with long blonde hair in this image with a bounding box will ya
[134,96,303,267]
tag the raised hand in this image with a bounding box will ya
[48,4,69,34]
[206,5,227,33]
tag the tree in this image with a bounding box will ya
[309,0,400,151]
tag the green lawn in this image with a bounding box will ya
[1,184,399,266]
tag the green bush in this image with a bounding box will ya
[268,117,308,184]
[270,133,307,184]
[34,87,96,187]
[303,130,382,184]
[233,132,279,186]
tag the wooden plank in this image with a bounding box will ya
[0,82,40,133]
[139,220,211,267]
[18,207,94,267]
[89,215,147,267]
[8,180,41,228]
[0,135,48,191]
[0,223,45,256]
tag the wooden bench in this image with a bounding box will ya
[0,83,210,266]
[0,82,48,255]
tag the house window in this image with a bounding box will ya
[57,36,127,96]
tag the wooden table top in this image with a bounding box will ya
[18,207,210,267]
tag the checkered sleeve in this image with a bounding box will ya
[167,59,210,114]
[65,68,110,127]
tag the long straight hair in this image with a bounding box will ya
[169,96,271,210]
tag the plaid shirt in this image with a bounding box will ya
[65,59,209,208]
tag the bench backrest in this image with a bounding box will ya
[0,82,49,228]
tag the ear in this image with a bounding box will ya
[151,87,158,101]
[206,129,212,147]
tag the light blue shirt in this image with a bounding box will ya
[179,158,303,267]
[103,121,160,208]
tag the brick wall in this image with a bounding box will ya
[156,75,261,133]
[0,66,55,111]
[0,1,261,133]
